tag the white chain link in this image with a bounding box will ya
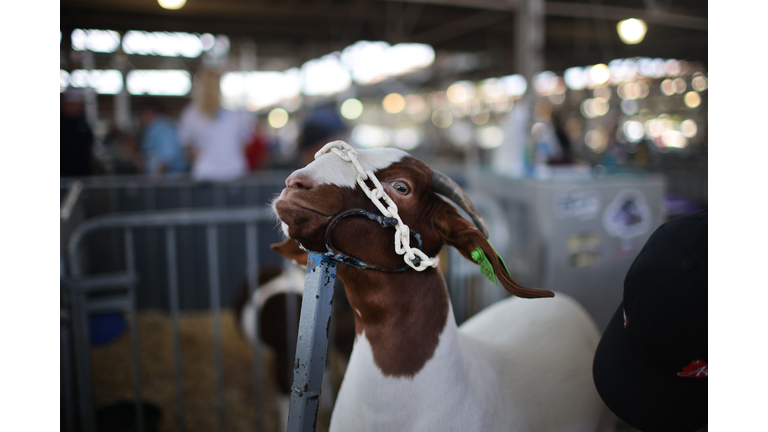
[315,141,439,271]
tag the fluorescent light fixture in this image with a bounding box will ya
[341,41,435,85]
[301,54,351,96]
[221,69,301,111]
[122,31,204,58]
[126,70,191,96]
[68,69,123,94]
[71,29,121,53]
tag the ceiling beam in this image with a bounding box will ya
[545,2,707,31]
[410,10,511,45]
[376,0,706,31]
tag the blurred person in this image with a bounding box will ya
[593,210,707,432]
[138,98,188,177]
[244,119,270,171]
[549,113,574,165]
[178,68,254,181]
[60,88,94,177]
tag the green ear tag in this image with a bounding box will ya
[471,247,497,285]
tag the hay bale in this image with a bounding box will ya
[91,310,285,432]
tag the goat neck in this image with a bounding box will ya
[336,264,450,378]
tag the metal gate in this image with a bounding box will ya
[65,206,274,432]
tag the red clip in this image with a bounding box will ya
[677,360,708,378]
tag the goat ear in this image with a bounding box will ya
[434,203,554,299]
[271,238,309,267]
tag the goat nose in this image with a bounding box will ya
[286,172,315,190]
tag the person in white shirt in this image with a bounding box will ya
[178,68,254,181]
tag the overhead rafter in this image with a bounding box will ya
[376,0,707,31]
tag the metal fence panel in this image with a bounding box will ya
[66,206,274,432]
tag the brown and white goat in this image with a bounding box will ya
[271,144,614,432]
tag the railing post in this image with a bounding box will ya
[286,253,337,432]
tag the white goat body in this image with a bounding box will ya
[330,292,612,432]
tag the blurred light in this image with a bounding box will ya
[448,121,473,148]
[126,70,191,96]
[661,79,675,96]
[382,93,406,114]
[681,119,698,138]
[645,119,662,138]
[60,70,70,93]
[533,71,558,95]
[301,54,351,96]
[617,18,647,44]
[672,77,687,94]
[122,31,204,58]
[394,128,422,150]
[268,108,289,129]
[564,67,589,90]
[548,93,565,105]
[618,82,636,100]
[470,110,490,125]
[623,120,645,142]
[432,109,453,128]
[665,59,682,76]
[585,128,609,153]
[340,41,435,85]
[158,0,186,9]
[684,91,701,108]
[480,78,503,99]
[634,82,649,99]
[405,94,427,114]
[531,122,545,139]
[340,98,364,120]
[593,85,611,100]
[447,81,474,104]
[608,59,636,84]
[69,69,123,94]
[71,29,121,53]
[500,74,527,97]
[590,64,611,86]
[692,74,707,92]
[209,34,230,58]
[492,97,512,112]
[221,69,301,111]
[477,125,504,149]
[200,33,215,50]
[661,130,688,148]
[581,98,609,119]
[651,58,667,78]
[352,124,390,148]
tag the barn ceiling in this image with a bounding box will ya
[61,0,707,79]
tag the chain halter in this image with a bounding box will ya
[314,141,440,272]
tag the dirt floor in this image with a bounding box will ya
[90,310,334,432]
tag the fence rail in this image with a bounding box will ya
[66,206,273,432]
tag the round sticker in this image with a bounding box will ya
[602,189,652,239]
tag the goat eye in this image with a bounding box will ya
[392,182,409,195]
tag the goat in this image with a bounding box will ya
[233,265,356,430]
[270,141,614,432]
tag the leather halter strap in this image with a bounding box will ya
[318,208,426,273]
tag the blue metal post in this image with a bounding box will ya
[286,252,337,432]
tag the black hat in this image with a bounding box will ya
[593,210,707,432]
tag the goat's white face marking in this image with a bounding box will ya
[293,147,408,188]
